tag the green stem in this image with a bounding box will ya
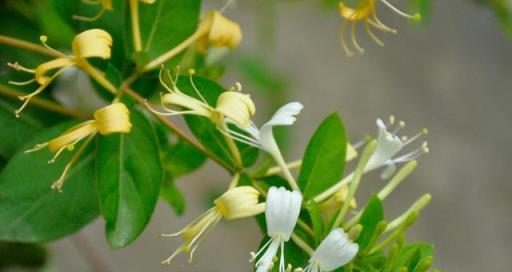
[0,84,87,119]
[143,29,206,72]
[129,0,143,52]
[0,35,60,58]
[332,140,376,229]
[291,233,314,256]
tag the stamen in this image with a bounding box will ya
[8,78,36,86]
[161,245,185,265]
[250,238,274,262]
[403,128,428,145]
[159,68,175,93]
[218,125,260,148]
[7,62,35,73]
[25,143,49,153]
[188,69,208,104]
[235,82,242,92]
[351,22,365,54]
[72,8,106,22]
[39,36,66,57]
[364,20,384,47]
[379,0,421,20]
[340,20,354,57]
[388,115,395,126]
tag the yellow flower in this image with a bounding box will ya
[73,0,156,22]
[338,0,420,57]
[146,68,256,130]
[143,11,242,71]
[8,29,113,117]
[161,186,264,264]
[26,103,131,192]
[196,10,242,53]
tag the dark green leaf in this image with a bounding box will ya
[0,103,41,158]
[124,0,201,66]
[355,195,384,251]
[0,122,98,242]
[96,110,163,248]
[298,113,347,199]
[0,241,47,269]
[160,178,185,215]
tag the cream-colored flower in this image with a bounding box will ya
[338,0,420,57]
[196,10,242,53]
[146,68,255,131]
[161,186,265,264]
[26,103,131,191]
[8,29,113,117]
[143,11,242,71]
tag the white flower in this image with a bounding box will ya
[223,102,303,161]
[303,228,358,272]
[251,187,302,272]
[365,116,429,179]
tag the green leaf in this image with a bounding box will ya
[124,0,201,66]
[178,76,259,168]
[0,241,47,269]
[160,178,185,215]
[355,195,384,251]
[161,138,206,178]
[306,201,325,244]
[96,110,163,249]
[0,122,98,242]
[298,113,347,199]
[0,104,41,158]
[390,243,433,271]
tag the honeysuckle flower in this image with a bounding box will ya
[365,116,429,179]
[146,68,255,131]
[161,186,265,264]
[221,102,303,189]
[300,228,358,272]
[251,187,302,272]
[223,102,303,161]
[8,29,113,117]
[26,103,131,191]
[73,0,156,21]
[338,0,421,57]
[144,10,241,71]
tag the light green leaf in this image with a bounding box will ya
[306,201,325,244]
[0,122,98,242]
[298,113,347,199]
[96,110,163,249]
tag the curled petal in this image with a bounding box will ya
[216,91,256,128]
[72,29,113,59]
[94,103,132,135]
[197,11,242,53]
[35,58,75,85]
[214,186,265,220]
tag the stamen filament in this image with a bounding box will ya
[379,0,420,20]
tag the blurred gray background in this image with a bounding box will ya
[47,0,512,271]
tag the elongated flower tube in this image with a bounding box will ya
[251,187,302,272]
[221,102,303,189]
[301,228,358,272]
[8,29,113,117]
[144,10,241,71]
[365,116,429,179]
[26,103,131,191]
[338,0,420,57]
[161,186,265,264]
[146,68,255,131]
